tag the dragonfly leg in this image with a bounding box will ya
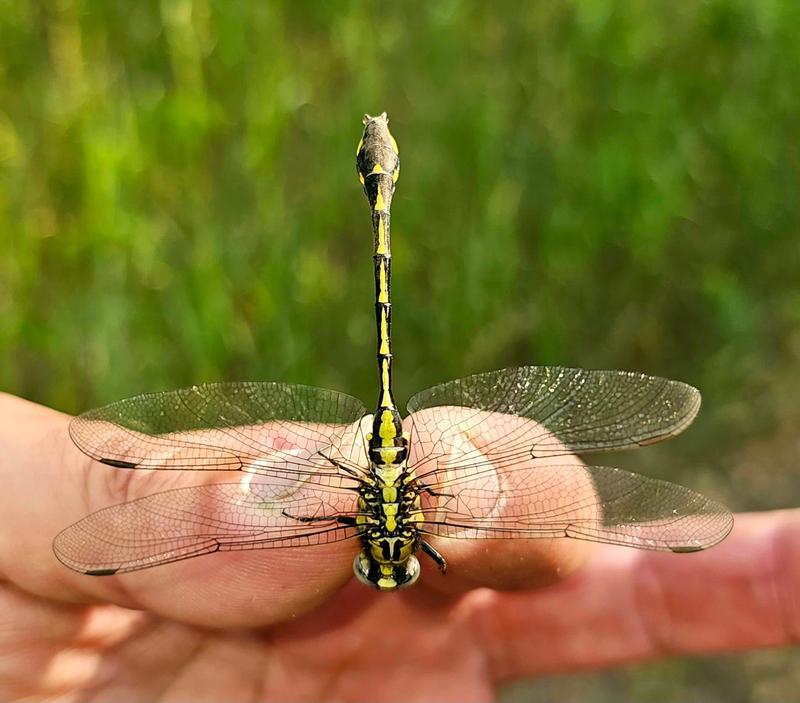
[420,540,447,574]
[281,509,357,526]
[316,450,367,480]
[419,483,455,500]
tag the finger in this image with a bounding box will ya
[0,581,144,650]
[0,581,151,700]
[0,393,355,626]
[462,510,800,679]
[407,408,596,594]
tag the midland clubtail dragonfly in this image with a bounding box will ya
[53,113,733,590]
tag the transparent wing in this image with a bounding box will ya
[406,367,700,483]
[53,480,359,575]
[420,464,733,553]
[70,383,369,484]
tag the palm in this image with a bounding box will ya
[1,394,797,702]
[6,578,500,701]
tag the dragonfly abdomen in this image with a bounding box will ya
[354,113,421,590]
[357,113,402,435]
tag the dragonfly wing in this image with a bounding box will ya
[406,366,700,483]
[420,464,733,553]
[53,481,359,575]
[70,382,370,483]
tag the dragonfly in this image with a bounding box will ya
[53,113,733,590]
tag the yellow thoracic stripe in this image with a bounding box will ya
[379,447,400,464]
[382,486,398,502]
[383,503,398,533]
[375,184,386,212]
[376,463,402,484]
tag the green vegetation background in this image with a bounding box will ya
[1,1,798,700]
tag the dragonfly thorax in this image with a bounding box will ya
[354,456,423,591]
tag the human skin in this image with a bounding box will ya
[0,392,798,702]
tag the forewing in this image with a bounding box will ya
[53,480,359,575]
[421,464,733,553]
[406,367,700,481]
[70,383,369,483]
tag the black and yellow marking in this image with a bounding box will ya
[353,112,438,590]
[51,112,728,590]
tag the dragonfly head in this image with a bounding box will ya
[354,551,420,591]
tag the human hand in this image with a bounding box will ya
[1,392,797,702]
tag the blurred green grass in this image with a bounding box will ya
[1,1,798,700]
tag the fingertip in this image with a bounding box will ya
[104,543,357,627]
[0,393,358,625]
[419,535,593,595]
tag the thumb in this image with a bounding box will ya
[0,393,354,627]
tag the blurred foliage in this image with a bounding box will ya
[1,0,798,699]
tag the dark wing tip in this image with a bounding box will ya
[669,505,734,553]
[53,538,121,576]
[670,545,704,554]
[99,458,139,469]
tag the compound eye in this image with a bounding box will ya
[395,556,420,589]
